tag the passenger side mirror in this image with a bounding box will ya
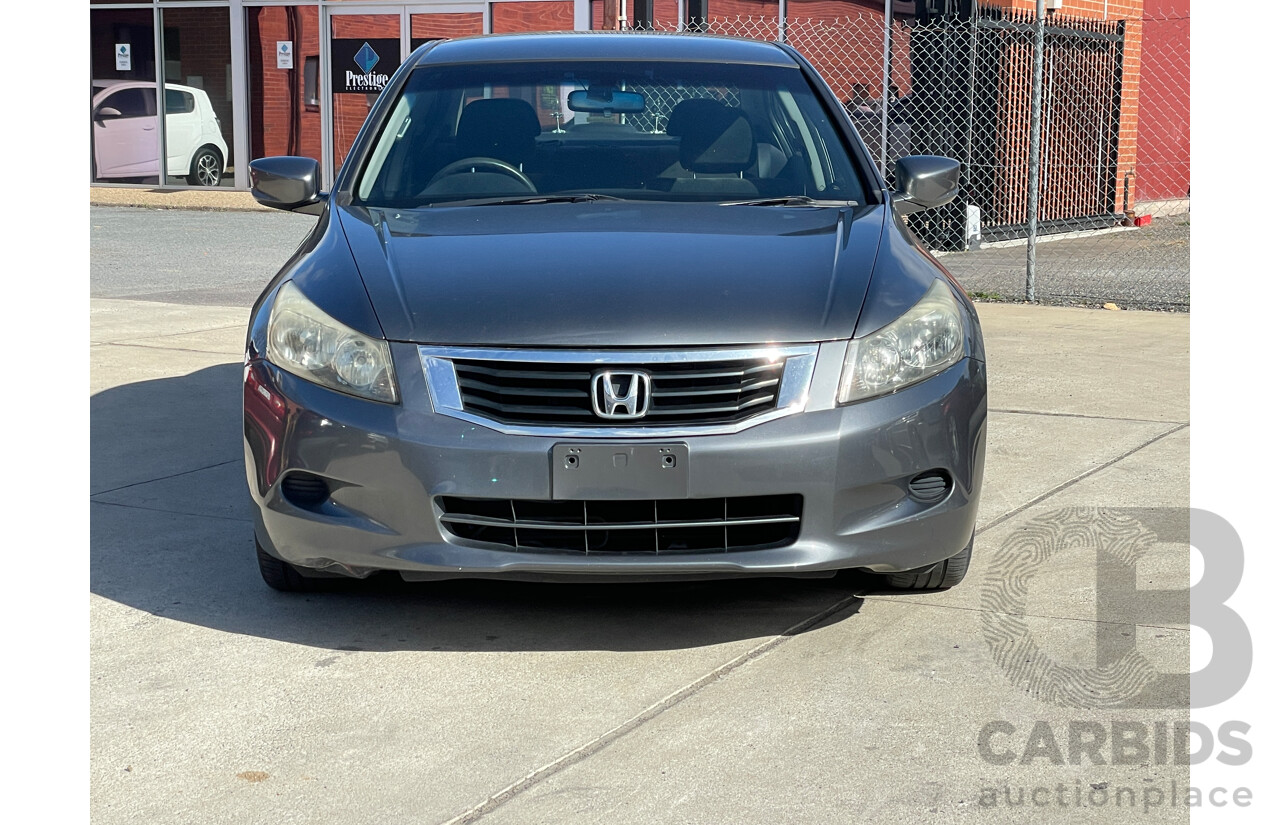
[892,155,960,215]
[95,106,122,120]
[249,156,325,215]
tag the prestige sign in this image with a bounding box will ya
[331,39,400,94]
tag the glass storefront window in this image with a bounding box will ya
[90,8,158,184]
[90,2,604,188]
[247,5,323,170]
[329,13,403,172]
[160,6,235,186]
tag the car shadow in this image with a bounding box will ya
[91,363,873,653]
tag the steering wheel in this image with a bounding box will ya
[425,157,536,192]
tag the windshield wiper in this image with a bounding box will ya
[722,196,856,207]
[435,193,625,207]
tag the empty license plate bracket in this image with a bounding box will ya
[552,443,689,500]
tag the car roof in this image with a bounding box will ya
[411,32,799,69]
[92,80,205,94]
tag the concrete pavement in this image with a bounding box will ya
[90,208,1191,824]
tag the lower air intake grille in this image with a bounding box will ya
[281,472,330,508]
[438,495,802,554]
[908,470,951,503]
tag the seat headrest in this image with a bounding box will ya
[456,98,541,164]
[668,100,757,175]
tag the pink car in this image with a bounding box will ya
[91,80,229,186]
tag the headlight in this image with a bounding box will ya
[837,279,964,404]
[266,281,399,403]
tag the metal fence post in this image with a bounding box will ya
[879,0,891,179]
[1025,0,1046,302]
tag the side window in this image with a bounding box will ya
[103,88,156,119]
[304,56,319,109]
[165,89,195,114]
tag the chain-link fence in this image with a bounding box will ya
[623,3,1189,310]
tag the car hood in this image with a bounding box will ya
[336,201,884,347]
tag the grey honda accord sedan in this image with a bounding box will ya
[244,32,986,591]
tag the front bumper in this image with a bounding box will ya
[245,342,986,581]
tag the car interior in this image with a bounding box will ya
[355,62,866,207]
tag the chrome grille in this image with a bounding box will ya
[438,495,803,554]
[454,358,783,427]
[419,345,819,436]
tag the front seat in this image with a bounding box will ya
[665,99,758,196]
[454,97,541,169]
[421,98,542,197]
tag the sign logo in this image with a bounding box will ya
[354,42,381,75]
[592,371,651,419]
[981,507,1251,709]
[333,39,397,94]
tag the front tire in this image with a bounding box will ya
[188,146,223,186]
[256,538,314,592]
[882,533,973,591]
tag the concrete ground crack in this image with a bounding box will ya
[976,422,1188,538]
[90,499,251,524]
[441,592,862,825]
[989,407,1186,425]
[91,459,240,497]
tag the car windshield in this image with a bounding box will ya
[353,59,867,207]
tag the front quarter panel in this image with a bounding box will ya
[247,205,386,360]
[855,210,984,363]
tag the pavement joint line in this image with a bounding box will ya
[91,459,241,497]
[99,340,242,357]
[90,498,253,524]
[861,597,1191,633]
[974,422,1189,540]
[441,592,862,825]
[989,407,1187,426]
[90,321,245,346]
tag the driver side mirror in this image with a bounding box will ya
[249,156,325,215]
[892,155,961,215]
[95,106,122,121]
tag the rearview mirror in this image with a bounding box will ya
[567,88,645,114]
[249,156,325,215]
[892,155,961,215]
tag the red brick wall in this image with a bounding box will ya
[706,0,779,36]
[1135,0,1188,202]
[247,5,322,164]
[982,0,1148,216]
[707,0,778,16]
[652,0,681,28]
[786,1,887,105]
[411,12,485,41]
[492,2,576,32]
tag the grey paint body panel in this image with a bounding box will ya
[248,349,986,579]
[336,204,882,347]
